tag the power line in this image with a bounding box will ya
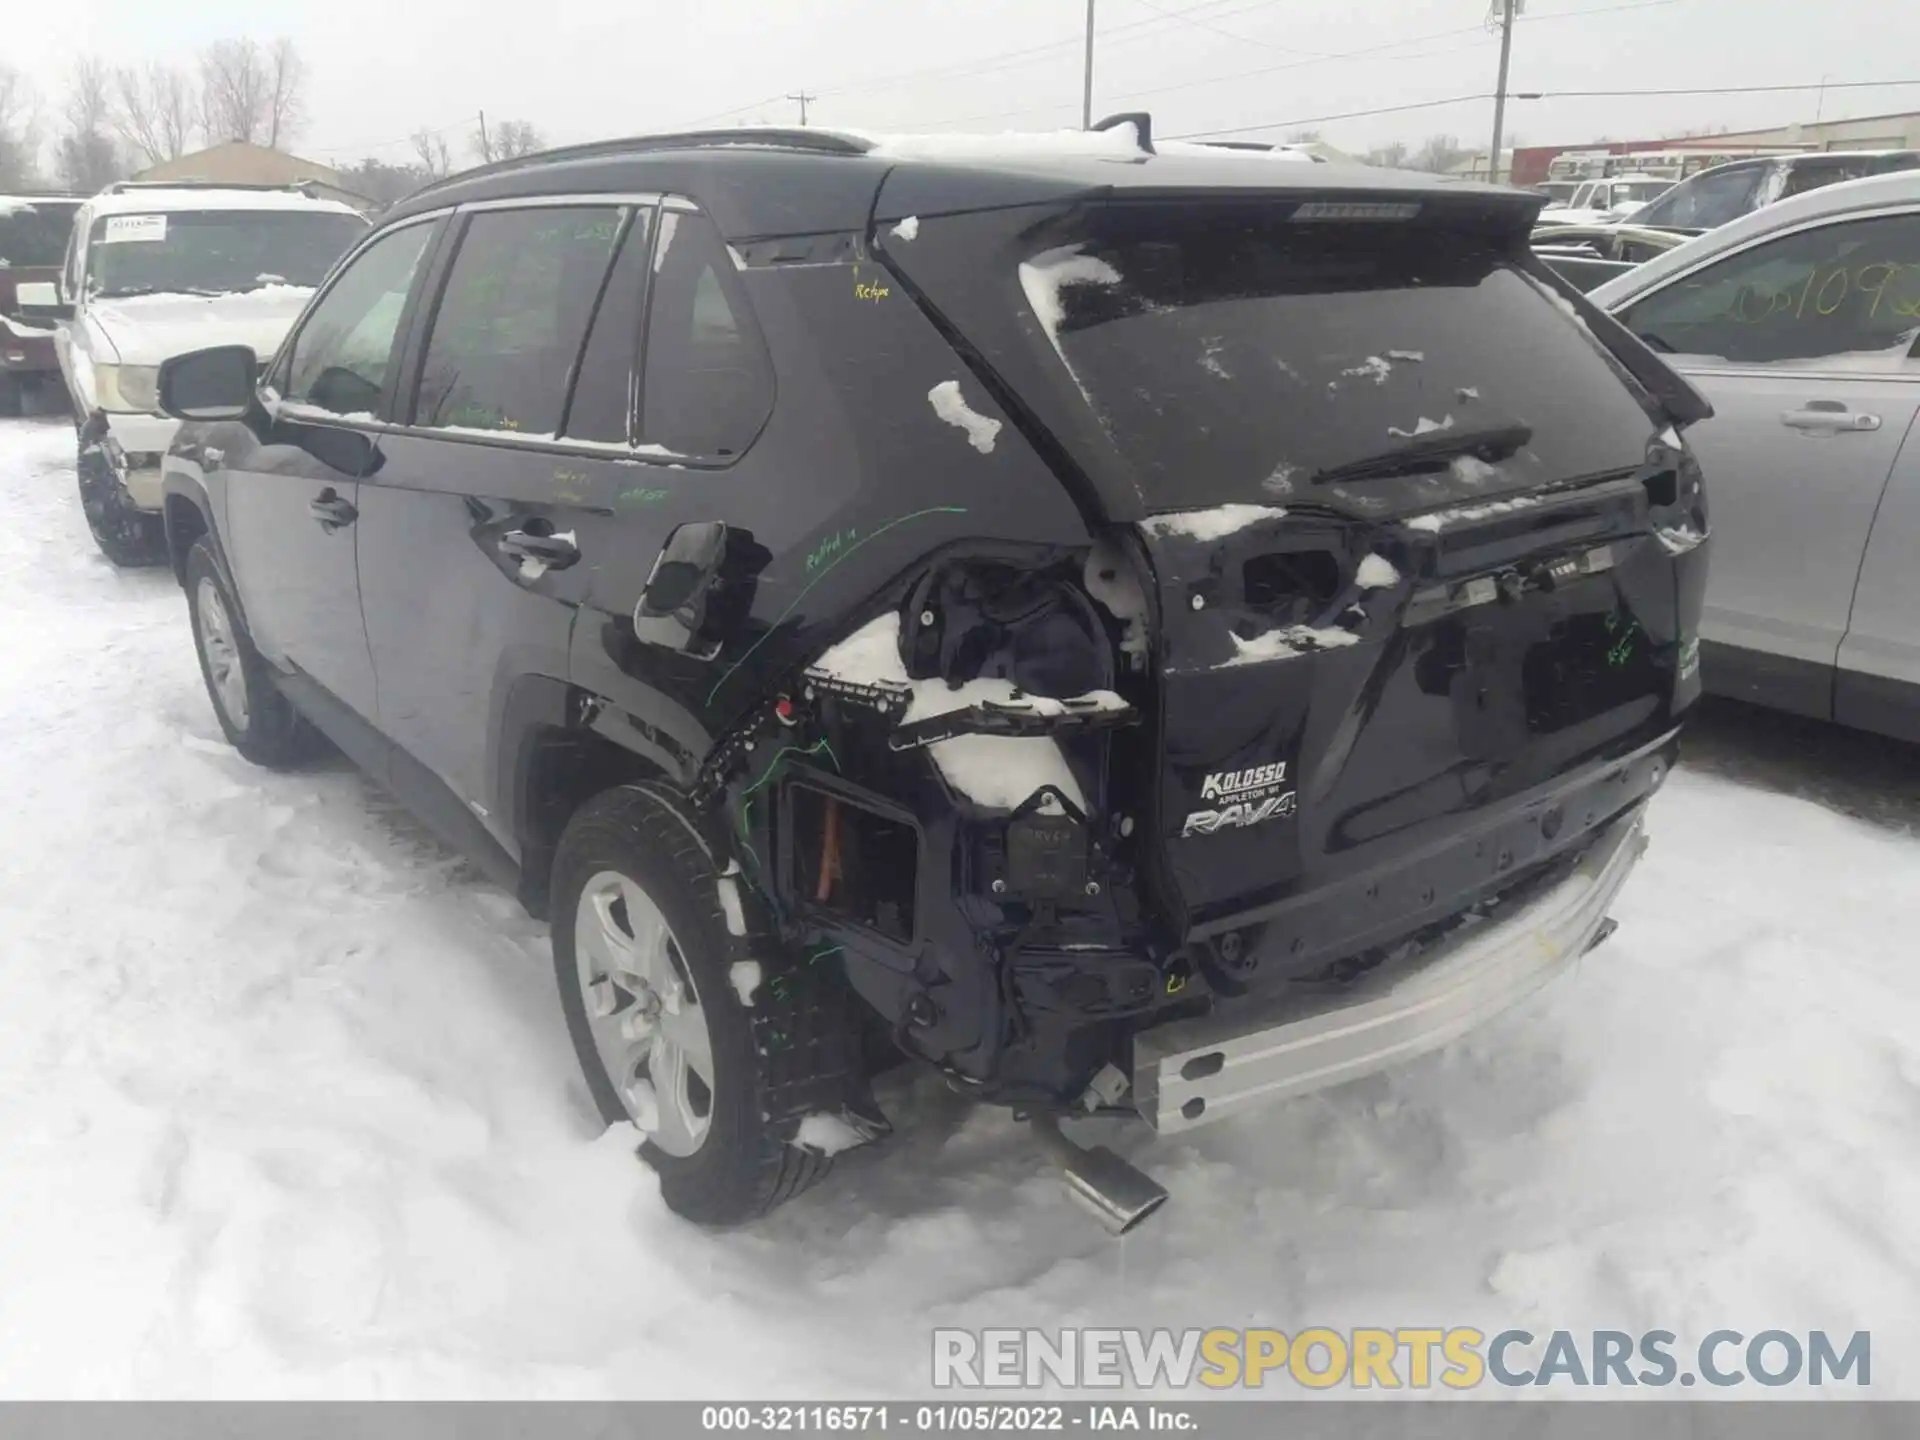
[1108,0,1681,109]
[1167,76,1920,143]
[674,92,793,129]
[322,116,467,157]
[1111,24,1493,106]
[1515,78,1920,99]
[1120,0,1329,56]
[918,28,1492,129]
[1167,93,1494,139]
[676,0,1286,125]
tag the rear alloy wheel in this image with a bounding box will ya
[551,786,864,1225]
[76,439,165,567]
[184,537,322,769]
[575,870,717,1157]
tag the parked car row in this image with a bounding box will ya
[1530,151,1920,282]
[1593,169,1920,742]
[1528,163,1920,742]
[14,182,369,562]
[1537,173,1673,225]
[0,194,83,416]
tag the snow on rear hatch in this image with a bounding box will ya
[997,200,1655,521]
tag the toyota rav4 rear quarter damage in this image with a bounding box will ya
[591,155,1710,1168]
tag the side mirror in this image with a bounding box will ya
[158,345,259,422]
[13,280,73,322]
[634,521,730,659]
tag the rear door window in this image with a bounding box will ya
[1021,202,1656,511]
[639,208,773,458]
[1619,212,1920,368]
[414,206,625,437]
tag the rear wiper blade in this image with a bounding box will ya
[1311,422,1534,486]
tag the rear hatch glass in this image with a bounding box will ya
[1016,200,1656,518]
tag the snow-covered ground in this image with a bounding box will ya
[2,409,1918,1398]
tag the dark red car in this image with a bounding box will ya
[0,195,82,416]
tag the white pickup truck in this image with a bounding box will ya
[18,183,366,564]
[1537,175,1674,227]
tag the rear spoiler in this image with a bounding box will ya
[1522,252,1714,429]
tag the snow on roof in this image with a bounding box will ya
[1157,140,1315,164]
[854,124,1318,169]
[82,188,364,218]
[856,122,1152,164]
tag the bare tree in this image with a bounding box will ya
[197,38,302,147]
[1366,139,1410,168]
[471,118,545,164]
[57,58,126,194]
[265,38,304,147]
[1409,133,1469,174]
[0,64,40,188]
[199,40,261,143]
[112,62,196,167]
[411,127,453,179]
[341,156,432,207]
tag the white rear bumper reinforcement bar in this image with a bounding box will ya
[1133,806,1649,1134]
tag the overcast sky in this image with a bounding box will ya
[12,0,1920,168]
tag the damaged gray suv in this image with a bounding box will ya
[152,119,1711,1232]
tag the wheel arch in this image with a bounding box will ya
[159,470,227,594]
[497,676,702,920]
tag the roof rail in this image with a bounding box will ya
[408,127,875,200]
[105,179,331,197]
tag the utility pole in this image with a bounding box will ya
[1082,0,1097,129]
[787,92,816,126]
[1487,0,1520,184]
[477,109,490,161]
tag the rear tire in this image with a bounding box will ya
[77,438,165,567]
[185,537,322,769]
[551,786,863,1225]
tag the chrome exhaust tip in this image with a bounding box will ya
[1030,1115,1170,1236]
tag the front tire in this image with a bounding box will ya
[185,538,321,769]
[551,787,860,1225]
[77,438,165,567]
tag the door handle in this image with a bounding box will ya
[498,527,580,570]
[308,489,357,529]
[1781,406,1881,433]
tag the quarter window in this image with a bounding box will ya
[415,206,625,436]
[640,209,773,458]
[283,221,437,417]
[1620,213,1920,368]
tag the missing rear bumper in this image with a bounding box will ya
[1133,805,1648,1133]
